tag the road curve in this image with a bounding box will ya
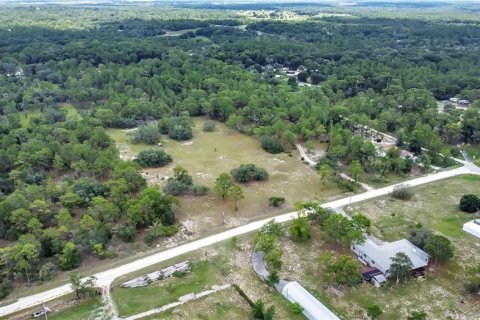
[0,165,476,317]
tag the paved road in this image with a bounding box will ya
[0,164,478,317]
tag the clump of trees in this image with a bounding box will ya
[164,166,209,196]
[459,194,480,213]
[324,254,362,289]
[159,116,193,141]
[231,164,269,183]
[254,220,284,273]
[129,124,161,145]
[135,149,172,167]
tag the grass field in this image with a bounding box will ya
[111,261,226,317]
[48,297,103,320]
[108,117,343,234]
[138,288,251,320]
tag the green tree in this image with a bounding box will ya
[264,247,283,271]
[318,164,332,185]
[324,255,362,289]
[289,216,310,241]
[351,213,371,234]
[214,173,234,200]
[59,242,81,271]
[424,235,454,265]
[459,194,480,213]
[323,214,364,249]
[389,252,413,285]
[227,184,244,211]
[350,160,363,182]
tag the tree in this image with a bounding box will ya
[231,164,269,183]
[214,173,234,200]
[264,247,283,270]
[128,124,160,145]
[59,242,82,271]
[366,304,383,319]
[227,184,244,211]
[323,214,364,249]
[424,235,454,265]
[350,160,363,182]
[289,216,310,241]
[318,164,332,185]
[135,149,172,167]
[389,252,413,285]
[351,213,371,234]
[407,310,427,320]
[459,194,480,213]
[324,255,361,289]
[69,272,97,300]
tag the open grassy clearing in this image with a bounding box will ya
[108,117,343,235]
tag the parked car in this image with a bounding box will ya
[31,310,46,318]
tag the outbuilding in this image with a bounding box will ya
[281,281,340,320]
[463,220,480,239]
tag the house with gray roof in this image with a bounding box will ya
[352,237,429,281]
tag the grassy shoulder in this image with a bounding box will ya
[111,261,225,317]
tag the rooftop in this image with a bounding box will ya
[354,238,429,274]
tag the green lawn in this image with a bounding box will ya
[48,297,103,320]
[140,287,251,320]
[112,261,225,317]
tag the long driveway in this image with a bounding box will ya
[0,163,478,317]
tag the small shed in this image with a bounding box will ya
[463,220,480,239]
[281,281,340,320]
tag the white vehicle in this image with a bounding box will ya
[31,310,46,318]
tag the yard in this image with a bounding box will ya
[108,117,343,235]
[111,261,225,317]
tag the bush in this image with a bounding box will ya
[459,194,480,213]
[291,302,304,315]
[366,304,383,319]
[267,270,280,285]
[391,184,413,200]
[136,149,172,167]
[162,224,179,237]
[120,225,136,242]
[193,185,209,196]
[169,124,193,141]
[203,121,216,132]
[464,281,479,295]
[231,164,269,183]
[334,176,357,192]
[268,197,285,207]
[129,124,160,145]
[261,136,284,154]
[0,279,13,300]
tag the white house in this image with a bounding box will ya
[463,220,480,239]
[281,281,340,320]
[352,237,429,278]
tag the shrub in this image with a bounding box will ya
[162,224,179,237]
[268,197,285,207]
[136,149,172,168]
[391,184,413,200]
[193,185,209,196]
[267,270,280,284]
[459,194,480,213]
[261,136,284,154]
[231,164,269,183]
[120,225,136,242]
[366,304,383,319]
[291,302,304,315]
[168,124,193,141]
[202,121,216,132]
[334,176,357,192]
[0,279,12,300]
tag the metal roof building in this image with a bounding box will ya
[463,220,480,239]
[281,281,340,320]
[352,237,429,277]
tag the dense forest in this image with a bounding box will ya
[0,5,479,299]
